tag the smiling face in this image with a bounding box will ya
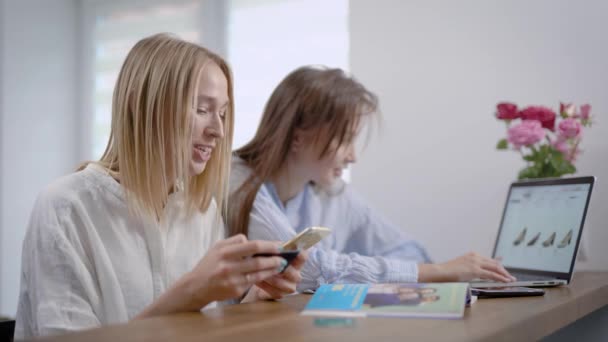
[189,61,228,176]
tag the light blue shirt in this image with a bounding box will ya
[230,158,432,290]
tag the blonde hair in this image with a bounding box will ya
[229,66,378,236]
[83,33,234,222]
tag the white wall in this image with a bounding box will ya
[350,0,608,270]
[0,0,79,316]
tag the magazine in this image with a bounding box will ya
[302,283,470,319]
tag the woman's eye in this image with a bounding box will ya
[197,108,209,114]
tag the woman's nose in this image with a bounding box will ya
[346,144,357,163]
[204,113,225,139]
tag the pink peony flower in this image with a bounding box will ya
[552,136,580,162]
[579,104,591,120]
[567,147,581,162]
[507,120,546,148]
[560,103,575,117]
[496,102,519,120]
[552,138,569,154]
[519,106,556,131]
[557,118,582,139]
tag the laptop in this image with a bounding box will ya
[471,176,595,288]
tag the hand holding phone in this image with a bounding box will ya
[252,226,330,273]
[253,250,300,273]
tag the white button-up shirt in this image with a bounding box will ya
[16,164,224,338]
[229,157,431,291]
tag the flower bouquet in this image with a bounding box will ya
[495,102,593,180]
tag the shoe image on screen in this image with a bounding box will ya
[542,232,556,247]
[513,227,527,246]
[527,232,540,246]
[558,229,573,248]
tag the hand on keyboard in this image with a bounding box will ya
[420,252,517,283]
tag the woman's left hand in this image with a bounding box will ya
[242,250,307,302]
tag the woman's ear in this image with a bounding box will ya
[291,129,304,153]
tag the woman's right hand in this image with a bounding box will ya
[418,252,516,283]
[135,234,286,318]
[185,234,287,307]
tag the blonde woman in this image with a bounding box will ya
[15,34,305,338]
[229,66,514,290]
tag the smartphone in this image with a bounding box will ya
[253,250,300,264]
[471,286,545,298]
[253,250,300,273]
[282,226,331,251]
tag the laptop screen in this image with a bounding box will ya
[493,182,592,274]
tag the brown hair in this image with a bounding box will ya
[81,33,234,222]
[229,66,378,236]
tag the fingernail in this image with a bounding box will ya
[277,259,288,272]
[277,246,284,253]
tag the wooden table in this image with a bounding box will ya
[31,272,608,342]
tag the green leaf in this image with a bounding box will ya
[538,145,551,159]
[547,152,577,177]
[561,162,576,175]
[518,166,539,180]
[523,154,536,162]
[496,139,508,150]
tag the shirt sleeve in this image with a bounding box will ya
[16,192,102,338]
[247,187,424,290]
[344,188,433,263]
